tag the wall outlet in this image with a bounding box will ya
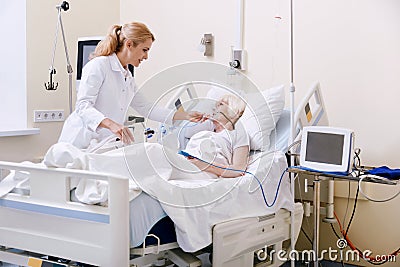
[34,110,65,122]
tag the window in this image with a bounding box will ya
[0,0,35,135]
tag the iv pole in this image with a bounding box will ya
[44,1,73,115]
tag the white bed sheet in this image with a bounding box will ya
[121,147,293,252]
[153,148,293,251]
[74,142,292,252]
[4,142,292,253]
[124,148,292,250]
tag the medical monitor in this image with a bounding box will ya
[299,126,354,173]
[76,36,133,81]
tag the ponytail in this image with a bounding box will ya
[93,22,155,58]
[93,25,123,57]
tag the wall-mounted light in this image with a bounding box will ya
[198,33,213,57]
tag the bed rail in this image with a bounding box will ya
[294,81,329,132]
[0,161,130,267]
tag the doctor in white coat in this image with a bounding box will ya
[59,22,203,149]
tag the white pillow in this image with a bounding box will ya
[206,85,285,151]
[242,85,285,151]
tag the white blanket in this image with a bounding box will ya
[157,149,293,251]
[0,141,293,251]
[43,142,293,251]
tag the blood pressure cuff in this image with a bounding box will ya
[365,166,400,180]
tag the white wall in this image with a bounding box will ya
[0,0,119,162]
[0,0,27,130]
[121,1,400,266]
[294,0,400,168]
[121,0,400,168]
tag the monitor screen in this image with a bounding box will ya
[305,132,344,165]
[77,39,101,80]
[76,37,134,81]
[299,126,353,173]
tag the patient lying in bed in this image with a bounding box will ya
[41,94,250,202]
[182,94,250,178]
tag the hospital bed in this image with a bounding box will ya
[0,81,327,267]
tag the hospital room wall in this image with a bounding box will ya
[122,1,400,266]
[0,0,119,162]
[290,3,400,266]
[122,0,400,169]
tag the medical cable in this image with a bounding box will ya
[335,211,399,266]
[285,139,301,158]
[291,147,400,264]
[300,227,313,246]
[124,117,286,208]
[352,148,363,175]
[322,150,400,264]
[350,148,400,202]
[330,223,341,240]
[216,111,235,130]
[341,180,351,235]
[342,150,362,237]
[344,183,359,239]
[358,176,400,202]
[328,223,348,267]
[179,150,286,208]
[342,151,365,239]
[333,212,400,265]
[86,135,120,153]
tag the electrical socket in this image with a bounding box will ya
[34,110,65,122]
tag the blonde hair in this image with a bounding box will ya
[219,94,246,124]
[94,22,155,57]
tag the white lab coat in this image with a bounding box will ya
[58,53,174,149]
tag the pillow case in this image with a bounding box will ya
[206,85,285,151]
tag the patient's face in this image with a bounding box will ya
[211,99,233,123]
[220,98,235,114]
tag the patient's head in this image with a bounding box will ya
[212,94,246,129]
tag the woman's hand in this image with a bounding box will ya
[173,111,205,122]
[99,118,135,144]
[187,111,205,122]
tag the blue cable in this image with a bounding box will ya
[178,150,287,208]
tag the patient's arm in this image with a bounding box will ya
[188,146,249,178]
